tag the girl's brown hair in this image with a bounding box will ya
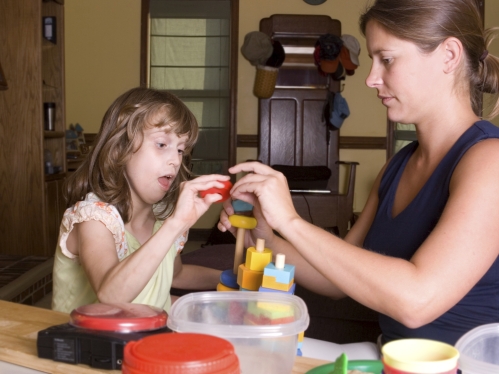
[359,0,499,118]
[64,87,199,222]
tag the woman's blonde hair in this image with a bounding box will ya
[360,0,499,119]
[65,87,199,222]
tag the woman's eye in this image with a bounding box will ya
[178,149,185,155]
[382,57,392,64]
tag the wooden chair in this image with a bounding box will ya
[257,15,358,237]
[258,88,358,237]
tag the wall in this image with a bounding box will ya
[65,0,141,131]
[65,0,499,228]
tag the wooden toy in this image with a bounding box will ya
[217,282,238,292]
[259,283,296,294]
[261,254,295,291]
[237,264,264,291]
[217,201,257,291]
[229,200,257,275]
[245,300,295,325]
[245,238,273,271]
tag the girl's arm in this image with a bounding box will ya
[75,175,231,304]
[228,144,499,328]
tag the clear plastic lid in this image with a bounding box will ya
[69,303,167,333]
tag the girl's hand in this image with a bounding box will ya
[227,162,301,233]
[172,174,231,231]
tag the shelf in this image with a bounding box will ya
[45,172,66,182]
[44,130,65,138]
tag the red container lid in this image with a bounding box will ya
[122,333,240,374]
[69,303,167,333]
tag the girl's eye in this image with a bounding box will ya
[178,149,185,155]
[382,57,393,64]
[157,142,166,149]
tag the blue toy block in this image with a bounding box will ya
[220,269,238,289]
[297,348,303,356]
[263,262,295,284]
[232,199,253,213]
[259,283,296,295]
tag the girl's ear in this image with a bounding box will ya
[442,37,464,74]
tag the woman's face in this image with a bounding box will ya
[365,21,445,125]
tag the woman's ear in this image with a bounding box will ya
[442,37,464,74]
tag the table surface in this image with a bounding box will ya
[0,300,330,374]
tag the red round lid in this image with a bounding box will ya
[123,333,240,374]
[69,303,167,333]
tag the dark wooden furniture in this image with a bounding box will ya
[258,15,358,237]
[0,0,66,256]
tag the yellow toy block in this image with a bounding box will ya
[217,282,238,292]
[229,214,257,229]
[261,275,294,291]
[245,246,273,272]
[298,331,305,342]
[237,264,263,291]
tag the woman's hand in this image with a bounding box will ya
[218,196,275,249]
[227,162,301,233]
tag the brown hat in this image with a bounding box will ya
[320,58,339,73]
[339,45,358,71]
[241,31,273,66]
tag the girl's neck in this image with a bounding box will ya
[125,207,156,245]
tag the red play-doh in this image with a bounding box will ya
[199,180,232,202]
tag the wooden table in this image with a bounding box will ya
[0,300,330,373]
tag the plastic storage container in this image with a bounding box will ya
[455,323,499,374]
[382,339,459,374]
[167,291,309,374]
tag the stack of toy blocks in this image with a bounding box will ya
[259,253,296,295]
[258,252,304,355]
[237,238,272,291]
[217,200,256,292]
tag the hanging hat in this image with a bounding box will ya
[241,31,273,66]
[331,62,345,81]
[341,34,360,67]
[265,40,285,68]
[315,34,342,74]
[339,45,358,71]
[330,92,350,129]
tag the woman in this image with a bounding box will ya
[219,0,499,345]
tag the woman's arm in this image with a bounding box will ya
[171,254,221,290]
[229,146,499,327]
[217,162,385,299]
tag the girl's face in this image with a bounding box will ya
[365,21,445,125]
[125,124,188,207]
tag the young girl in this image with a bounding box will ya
[52,87,229,313]
[220,0,499,347]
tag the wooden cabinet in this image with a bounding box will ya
[0,0,66,256]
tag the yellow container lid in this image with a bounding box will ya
[382,339,459,373]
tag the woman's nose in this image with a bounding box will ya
[365,64,381,88]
